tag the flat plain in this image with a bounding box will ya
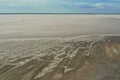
[0,15,120,40]
[0,15,120,80]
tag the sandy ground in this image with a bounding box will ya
[0,15,120,80]
[0,14,120,40]
[0,35,120,80]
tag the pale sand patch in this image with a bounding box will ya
[0,15,120,40]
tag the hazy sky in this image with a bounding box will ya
[0,0,120,13]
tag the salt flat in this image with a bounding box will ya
[0,14,120,40]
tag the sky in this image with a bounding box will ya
[0,0,120,13]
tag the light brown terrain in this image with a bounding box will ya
[0,35,120,80]
[0,15,120,80]
[0,15,120,40]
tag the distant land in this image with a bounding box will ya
[0,14,120,40]
[0,13,120,15]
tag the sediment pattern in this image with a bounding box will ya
[0,35,120,80]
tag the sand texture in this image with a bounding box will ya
[0,35,120,80]
[0,15,120,80]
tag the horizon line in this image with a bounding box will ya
[0,13,120,15]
